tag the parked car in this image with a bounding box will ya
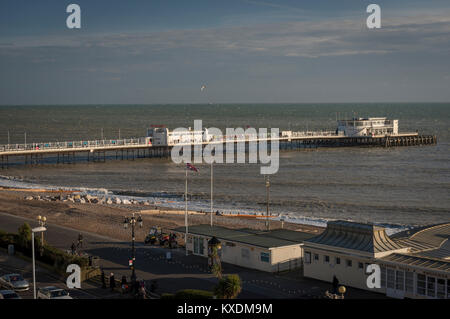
[0,274,30,291]
[37,286,72,299]
[0,290,21,299]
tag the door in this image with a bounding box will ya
[386,268,405,299]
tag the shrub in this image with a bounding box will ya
[214,274,242,299]
[0,227,89,273]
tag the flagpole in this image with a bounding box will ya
[185,166,188,256]
[210,162,213,227]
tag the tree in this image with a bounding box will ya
[214,274,242,299]
[208,237,222,279]
[17,223,32,249]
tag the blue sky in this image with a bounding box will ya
[1,0,450,104]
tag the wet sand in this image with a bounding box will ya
[0,189,324,243]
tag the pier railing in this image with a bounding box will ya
[0,138,146,152]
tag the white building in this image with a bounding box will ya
[173,225,316,273]
[147,127,211,146]
[337,117,399,137]
[303,221,450,299]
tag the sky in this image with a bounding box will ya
[1,0,450,104]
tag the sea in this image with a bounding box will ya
[0,103,449,232]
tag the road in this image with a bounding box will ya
[0,251,96,299]
[0,212,384,299]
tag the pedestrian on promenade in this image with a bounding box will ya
[77,233,83,248]
[101,270,106,289]
[121,275,128,294]
[71,242,76,255]
[150,280,158,293]
[110,273,116,292]
[139,280,146,299]
[332,275,339,294]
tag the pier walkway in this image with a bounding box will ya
[0,131,437,168]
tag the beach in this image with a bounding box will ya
[0,188,323,244]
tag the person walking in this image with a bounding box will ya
[332,275,339,294]
[71,242,76,255]
[139,280,146,299]
[101,270,106,289]
[121,275,128,294]
[77,233,83,248]
[110,273,116,292]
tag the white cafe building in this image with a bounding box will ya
[303,221,450,299]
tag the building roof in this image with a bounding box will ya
[173,225,316,249]
[392,223,450,260]
[304,220,404,254]
[380,253,450,272]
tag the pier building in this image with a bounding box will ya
[337,117,398,137]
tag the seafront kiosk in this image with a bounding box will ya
[173,225,316,273]
[303,221,450,299]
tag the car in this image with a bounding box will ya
[0,290,21,299]
[0,274,30,291]
[37,286,72,299]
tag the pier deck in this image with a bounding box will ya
[0,132,437,168]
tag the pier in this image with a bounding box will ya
[0,132,437,169]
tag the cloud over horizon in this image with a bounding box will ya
[1,2,450,104]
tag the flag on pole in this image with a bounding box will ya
[186,163,199,172]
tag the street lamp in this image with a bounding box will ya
[265,175,270,231]
[338,285,346,299]
[123,213,143,291]
[37,215,47,245]
[31,226,46,299]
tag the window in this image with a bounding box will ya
[437,279,445,299]
[346,259,352,267]
[193,237,204,255]
[447,279,450,299]
[260,252,270,263]
[358,262,364,269]
[417,274,426,296]
[405,272,414,292]
[395,270,404,291]
[241,248,250,259]
[427,276,436,297]
[324,255,330,263]
[380,267,386,288]
[335,257,341,265]
[314,254,319,261]
[387,268,395,289]
[304,252,311,264]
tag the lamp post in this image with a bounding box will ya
[338,285,346,299]
[123,213,143,291]
[31,226,46,299]
[265,175,270,231]
[37,215,47,245]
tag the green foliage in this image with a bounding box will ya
[160,293,175,299]
[17,223,32,249]
[0,228,89,272]
[173,289,213,299]
[209,244,222,279]
[214,274,242,299]
[211,263,222,279]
